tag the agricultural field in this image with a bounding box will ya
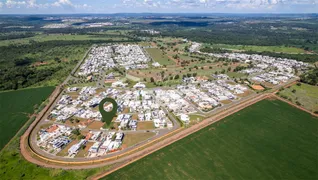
[0,86,54,150]
[279,83,318,113]
[104,99,318,180]
[208,44,306,54]
[145,48,175,66]
[0,34,130,47]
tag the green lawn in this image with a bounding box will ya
[145,48,175,66]
[279,83,318,112]
[0,87,54,150]
[104,99,318,180]
[209,44,306,54]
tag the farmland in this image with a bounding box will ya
[104,99,318,180]
[0,86,54,150]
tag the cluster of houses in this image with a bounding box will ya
[141,29,160,35]
[199,51,310,86]
[154,89,197,116]
[203,52,309,72]
[113,45,149,69]
[177,77,249,112]
[50,86,174,130]
[251,71,295,85]
[37,124,73,154]
[68,131,124,158]
[78,44,150,76]
[201,80,247,101]
[42,23,71,29]
[189,42,201,53]
[177,85,218,111]
[116,90,172,128]
[78,46,114,76]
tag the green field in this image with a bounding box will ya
[209,44,306,54]
[279,83,318,112]
[0,87,54,150]
[145,48,175,66]
[104,99,318,180]
[0,34,130,47]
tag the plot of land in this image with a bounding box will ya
[122,132,155,149]
[105,99,318,180]
[145,48,175,66]
[0,86,54,150]
[279,83,318,112]
[251,84,265,90]
[136,121,154,130]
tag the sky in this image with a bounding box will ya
[0,0,317,14]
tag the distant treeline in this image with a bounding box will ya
[0,32,36,40]
[300,68,318,86]
[0,39,139,67]
[244,51,318,63]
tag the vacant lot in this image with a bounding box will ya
[279,83,318,112]
[0,86,54,150]
[145,48,175,66]
[122,132,155,149]
[105,99,318,180]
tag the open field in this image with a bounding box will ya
[104,99,318,180]
[0,34,130,47]
[145,48,175,66]
[122,132,156,148]
[279,83,318,112]
[0,86,54,150]
[206,44,306,54]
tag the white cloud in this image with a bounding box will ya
[52,0,73,7]
[0,2,3,8]
[6,0,26,8]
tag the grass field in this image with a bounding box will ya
[122,132,155,148]
[0,86,54,150]
[104,99,318,180]
[0,34,130,46]
[209,44,306,54]
[279,83,318,112]
[145,48,175,66]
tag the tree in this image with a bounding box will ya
[174,74,180,79]
[72,128,80,136]
[150,77,155,83]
